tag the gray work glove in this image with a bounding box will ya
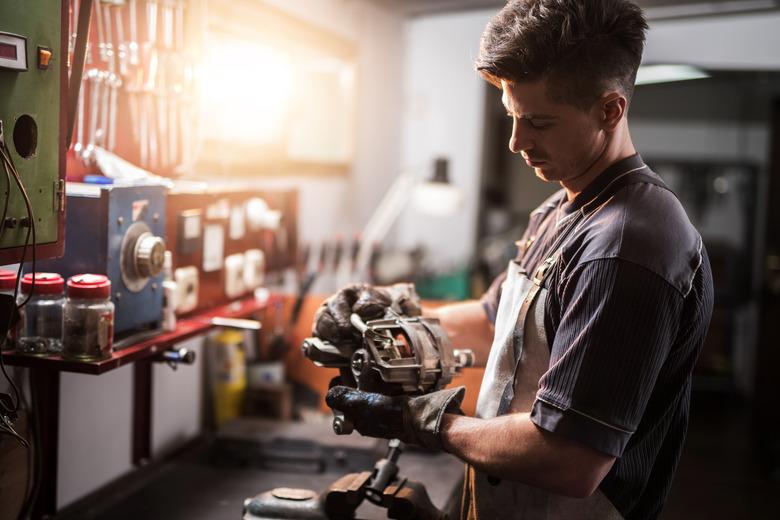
[313,283,421,347]
[326,385,466,451]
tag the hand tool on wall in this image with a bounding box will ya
[100,1,115,72]
[108,73,122,151]
[138,90,148,167]
[174,0,184,50]
[68,0,95,147]
[94,0,108,63]
[128,0,140,65]
[83,68,101,163]
[146,0,158,46]
[98,70,111,148]
[113,1,129,77]
[162,0,174,50]
[73,74,86,158]
[157,79,169,167]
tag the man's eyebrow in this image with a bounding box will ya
[504,109,557,120]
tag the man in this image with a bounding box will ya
[317,1,713,518]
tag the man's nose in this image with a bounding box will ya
[508,119,532,154]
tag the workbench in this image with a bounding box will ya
[57,420,465,520]
[1,293,276,519]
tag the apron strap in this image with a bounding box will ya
[495,167,665,417]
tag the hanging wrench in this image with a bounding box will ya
[68,0,76,68]
[101,2,116,73]
[151,93,160,170]
[162,0,174,50]
[95,0,108,63]
[113,3,129,77]
[156,87,168,168]
[107,73,122,152]
[127,85,140,144]
[146,0,159,47]
[174,0,185,51]
[128,0,140,66]
[83,68,102,164]
[72,73,86,157]
[97,71,111,148]
[168,89,179,169]
[139,91,149,168]
[155,50,168,168]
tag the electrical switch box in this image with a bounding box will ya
[165,185,297,315]
[0,1,67,264]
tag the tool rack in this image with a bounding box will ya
[1,292,278,519]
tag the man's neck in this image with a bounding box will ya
[561,123,636,201]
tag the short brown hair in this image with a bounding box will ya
[476,0,648,109]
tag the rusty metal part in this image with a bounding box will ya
[304,310,474,395]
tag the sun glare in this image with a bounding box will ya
[200,38,293,145]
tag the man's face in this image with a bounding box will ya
[501,79,606,184]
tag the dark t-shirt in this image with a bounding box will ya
[481,154,714,520]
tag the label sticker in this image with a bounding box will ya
[132,199,149,221]
[182,212,201,240]
[203,224,225,272]
[206,199,230,220]
[229,206,246,240]
[98,312,114,352]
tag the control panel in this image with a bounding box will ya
[166,185,297,315]
[0,1,67,263]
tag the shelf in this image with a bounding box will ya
[1,292,278,375]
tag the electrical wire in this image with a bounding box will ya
[17,367,41,520]
[0,144,36,520]
[1,145,36,309]
[0,140,35,416]
[0,150,22,416]
[0,151,9,237]
[1,146,36,304]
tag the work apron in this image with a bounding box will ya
[462,258,623,519]
[460,167,660,519]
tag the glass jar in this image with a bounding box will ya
[62,274,115,361]
[16,272,65,355]
[0,269,16,297]
[0,269,17,351]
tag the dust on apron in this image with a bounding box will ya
[463,165,657,520]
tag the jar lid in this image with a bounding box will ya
[67,274,111,299]
[21,272,65,295]
[0,269,17,290]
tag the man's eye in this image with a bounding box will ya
[528,120,552,130]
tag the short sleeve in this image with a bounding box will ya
[480,270,507,324]
[530,258,684,457]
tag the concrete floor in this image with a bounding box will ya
[59,392,780,519]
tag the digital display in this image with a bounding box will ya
[0,42,17,60]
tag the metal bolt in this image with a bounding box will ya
[153,212,159,222]
[151,283,158,291]
[117,216,124,226]
[333,416,353,435]
[115,292,122,300]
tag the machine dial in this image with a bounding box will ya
[121,221,166,293]
[134,233,166,278]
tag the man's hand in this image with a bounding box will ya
[313,283,421,347]
[326,385,465,450]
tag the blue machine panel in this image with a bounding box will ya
[38,183,167,337]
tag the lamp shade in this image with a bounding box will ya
[412,181,463,217]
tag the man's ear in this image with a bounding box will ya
[600,93,626,132]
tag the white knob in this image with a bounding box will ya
[135,233,166,278]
